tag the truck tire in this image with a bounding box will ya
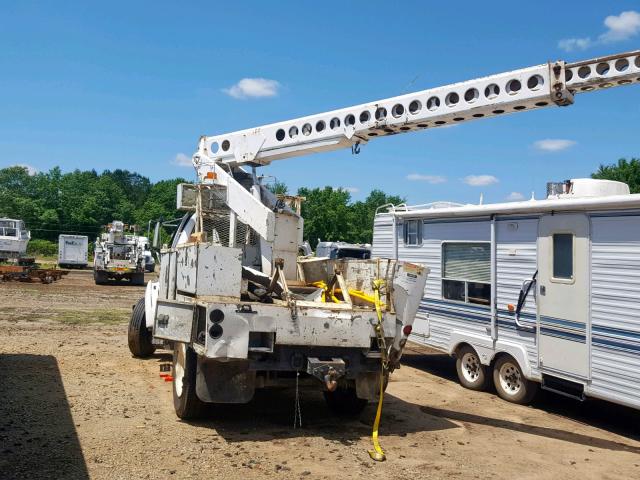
[128,298,155,358]
[455,345,489,391]
[94,270,108,285]
[323,385,368,416]
[131,272,145,286]
[492,354,538,405]
[173,342,206,419]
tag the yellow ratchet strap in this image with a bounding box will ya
[368,279,387,462]
[311,281,341,303]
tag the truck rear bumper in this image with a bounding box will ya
[154,298,395,360]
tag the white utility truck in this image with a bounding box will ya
[128,48,639,420]
[94,221,145,285]
[58,234,88,269]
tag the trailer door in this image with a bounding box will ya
[537,214,589,378]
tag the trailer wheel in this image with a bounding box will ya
[94,270,108,285]
[131,272,145,286]
[455,345,489,391]
[492,355,538,404]
[323,385,368,416]
[128,298,155,358]
[173,342,206,419]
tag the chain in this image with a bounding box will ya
[293,370,302,428]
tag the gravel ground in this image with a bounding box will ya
[1,270,639,479]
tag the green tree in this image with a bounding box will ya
[134,178,187,227]
[350,189,404,244]
[267,180,288,195]
[298,187,354,248]
[592,158,640,193]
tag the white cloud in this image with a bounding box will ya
[12,163,37,175]
[533,139,577,152]
[222,78,280,99]
[406,173,447,184]
[600,11,640,43]
[463,175,499,187]
[342,186,359,194]
[559,11,640,51]
[558,37,592,52]
[173,153,192,167]
[506,192,525,201]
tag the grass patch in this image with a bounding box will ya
[56,309,130,325]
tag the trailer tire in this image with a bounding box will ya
[131,272,145,286]
[492,354,538,405]
[455,345,489,391]
[323,385,368,416]
[94,270,108,285]
[173,342,206,420]
[128,298,155,358]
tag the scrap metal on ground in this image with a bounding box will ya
[0,264,69,284]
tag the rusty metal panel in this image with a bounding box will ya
[176,245,198,294]
[196,244,242,298]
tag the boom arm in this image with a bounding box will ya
[194,50,639,176]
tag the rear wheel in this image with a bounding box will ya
[455,345,489,391]
[94,270,108,285]
[173,343,206,419]
[323,385,368,416]
[493,355,538,404]
[128,298,155,358]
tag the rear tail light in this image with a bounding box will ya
[403,325,413,336]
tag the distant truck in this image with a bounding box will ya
[315,241,372,260]
[58,234,88,269]
[126,235,155,272]
[93,221,145,285]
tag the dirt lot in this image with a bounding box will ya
[1,270,639,480]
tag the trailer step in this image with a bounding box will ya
[541,374,585,401]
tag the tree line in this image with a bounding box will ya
[1,158,636,254]
[0,165,403,251]
[0,166,186,246]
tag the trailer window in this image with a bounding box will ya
[552,233,573,280]
[404,220,422,246]
[442,242,491,305]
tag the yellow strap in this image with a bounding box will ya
[368,280,387,462]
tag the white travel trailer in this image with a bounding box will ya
[58,234,89,268]
[373,178,640,410]
[0,218,30,261]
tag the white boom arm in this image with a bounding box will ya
[193,50,639,176]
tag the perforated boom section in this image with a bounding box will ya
[192,50,639,173]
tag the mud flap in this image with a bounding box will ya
[196,358,256,404]
[356,372,382,400]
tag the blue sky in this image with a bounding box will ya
[1,1,639,205]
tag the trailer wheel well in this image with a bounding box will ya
[491,351,513,367]
[452,342,474,358]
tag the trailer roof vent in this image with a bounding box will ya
[547,178,630,199]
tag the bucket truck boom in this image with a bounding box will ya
[128,50,639,428]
